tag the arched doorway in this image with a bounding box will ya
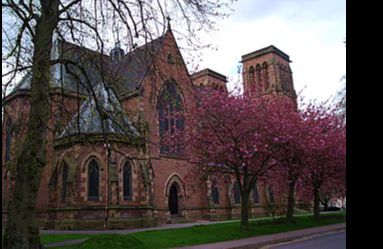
[168,183,179,215]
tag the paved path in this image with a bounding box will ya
[176,223,346,249]
[265,230,346,249]
[41,212,329,235]
[45,238,88,248]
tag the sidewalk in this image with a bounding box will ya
[176,223,346,249]
[41,212,322,235]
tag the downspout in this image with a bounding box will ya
[104,142,110,229]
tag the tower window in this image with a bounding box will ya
[262,62,269,91]
[255,64,262,93]
[249,66,255,83]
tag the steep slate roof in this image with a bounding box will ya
[58,84,139,138]
[9,32,167,96]
[115,35,165,91]
[9,31,170,140]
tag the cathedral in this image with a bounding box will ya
[2,26,296,229]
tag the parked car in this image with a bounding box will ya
[322,206,341,212]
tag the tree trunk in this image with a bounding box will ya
[320,199,329,210]
[240,193,250,231]
[286,181,296,221]
[3,1,59,248]
[313,187,321,220]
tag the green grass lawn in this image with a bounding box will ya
[52,211,345,249]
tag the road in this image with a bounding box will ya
[267,230,346,249]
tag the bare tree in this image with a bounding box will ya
[2,1,235,248]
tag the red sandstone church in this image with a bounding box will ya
[2,26,296,229]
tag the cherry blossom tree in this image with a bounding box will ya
[297,103,346,219]
[262,97,307,221]
[183,88,297,230]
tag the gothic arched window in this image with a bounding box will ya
[123,161,132,200]
[268,186,275,203]
[255,64,262,93]
[88,159,99,199]
[5,119,13,162]
[157,81,185,154]
[248,66,255,92]
[262,62,269,91]
[211,179,220,204]
[233,181,241,204]
[253,184,259,204]
[280,65,289,93]
[61,162,68,202]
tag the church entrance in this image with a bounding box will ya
[168,183,179,215]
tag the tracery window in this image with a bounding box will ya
[157,81,185,155]
[123,161,132,200]
[88,159,100,199]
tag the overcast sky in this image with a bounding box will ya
[192,0,346,103]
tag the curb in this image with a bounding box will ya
[177,223,346,249]
[233,226,346,249]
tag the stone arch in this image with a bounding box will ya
[80,152,104,172]
[82,155,103,201]
[117,156,139,202]
[164,173,186,198]
[156,79,187,112]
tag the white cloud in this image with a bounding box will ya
[187,0,346,102]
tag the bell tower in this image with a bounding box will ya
[241,45,297,100]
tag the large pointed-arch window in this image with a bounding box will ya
[88,159,99,199]
[5,119,13,162]
[61,162,68,202]
[157,81,185,155]
[123,161,132,200]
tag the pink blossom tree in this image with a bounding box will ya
[262,97,308,221]
[183,88,296,230]
[296,103,346,219]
